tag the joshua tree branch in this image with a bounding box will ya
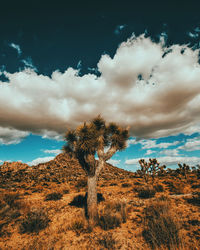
[104,146,117,161]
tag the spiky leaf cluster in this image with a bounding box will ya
[64,116,129,156]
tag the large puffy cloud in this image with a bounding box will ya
[1,34,200,144]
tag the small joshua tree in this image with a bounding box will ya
[63,116,129,224]
[138,159,150,183]
[138,158,165,183]
[177,163,190,180]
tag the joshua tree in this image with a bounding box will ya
[138,158,166,183]
[177,163,190,180]
[63,116,129,224]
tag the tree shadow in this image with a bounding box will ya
[69,192,105,218]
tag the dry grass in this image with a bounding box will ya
[98,199,128,230]
[142,199,183,249]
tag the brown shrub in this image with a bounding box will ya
[98,200,127,230]
[98,232,117,249]
[68,216,85,234]
[137,186,156,199]
[62,189,70,194]
[154,183,164,192]
[75,178,87,189]
[167,181,185,194]
[98,212,121,230]
[186,192,200,206]
[20,208,50,234]
[121,182,132,188]
[45,192,63,201]
[3,192,21,209]
[143,199,182,249]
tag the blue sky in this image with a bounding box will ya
[0,0,200,171]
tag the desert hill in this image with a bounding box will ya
[0,153,135,189]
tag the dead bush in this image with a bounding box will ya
[3,192,21,208]
[154,183,164,192]
[75,178,87,189]
[68,216,85,235]
[20,208,50,234]
[137,186,156,199]
[121,182,132,188]
[143,199,182,249]
[104,200,127,223]
[167,181,185,194]
[62,189,70,194]
[186,192,200,206]
[98,212,121,230]
[45,192,63,201]
[98,200,127,230]
[98,232,117,249]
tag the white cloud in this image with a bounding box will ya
[145,149,156,155]
[43,149,62,155]
[187,32,199,39]
[9,43,22,56]
[178,138,200,151]
[77,60,82,69]
[1,34,200,142]
[0,127,29,145]
[21,57,37,71]
[27,156,54,166]
[41,130,63,141]
[159,148,179,156]
[114,24,126,35]
[107,159,121,165]
[127,138,137,147]
[194,27,200,33]
[125,156,200,167]
[140,140,180,149]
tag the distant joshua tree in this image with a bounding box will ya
[138,158,166,183]
[63,116,129,224]
[177,163,190,180]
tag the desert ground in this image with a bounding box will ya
[0,153,200,250]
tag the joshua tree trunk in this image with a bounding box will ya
[87,174,98,224]
[87,159,105,224]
